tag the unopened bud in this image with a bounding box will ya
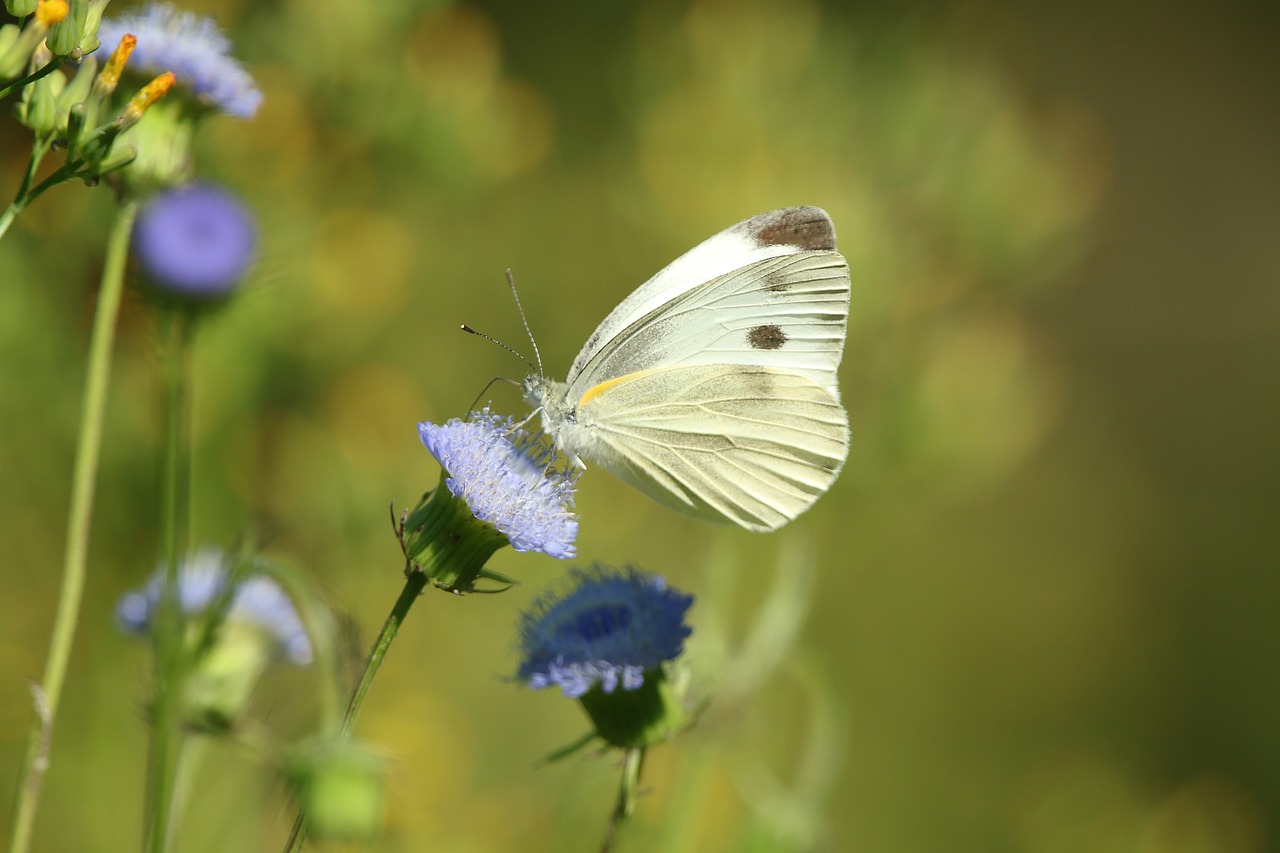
[3,0,38,20]
[35,0,68,27]
[119,71,174,127]
[93,33,133,97]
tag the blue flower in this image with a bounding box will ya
[97,3,262,118]
[116,549,312,665]
[418,408,579,559]
[517,566,694,699]
[132,183,256,299]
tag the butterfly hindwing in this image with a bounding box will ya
[566,363,849,531]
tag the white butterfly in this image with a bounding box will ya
[522,206,850,532]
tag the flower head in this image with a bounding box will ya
[132,183,256,300]
[97,3,261,118]
[116,548,312,665]
[418,408,578,559]
[517,566,694,699]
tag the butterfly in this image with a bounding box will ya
[522,206,850,532]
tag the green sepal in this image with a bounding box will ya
[86,142,136,180]
[78,0,108,55]
[578,666,691,750]
[534,730,600,766]
[17,64,64,135]
[0,24,19,61]
[45,0,87,57]
[472,564,520,593]
[54,54,95,135]
[110,96,196,194]
[395,479,512,594]
[0,19,43,80]
[64,101,87,148]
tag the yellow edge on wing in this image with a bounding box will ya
[577,368,661,407]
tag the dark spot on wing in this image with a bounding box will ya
[748,324,787,350]
[762,268,792,292]
[749,207,836,251]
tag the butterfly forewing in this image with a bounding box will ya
[565,207,844,386]
[565,249,849,401]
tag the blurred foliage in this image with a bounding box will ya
[1,0,1274,851]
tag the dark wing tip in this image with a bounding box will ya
[743,206,836,251]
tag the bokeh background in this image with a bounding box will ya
[1,0,1277,850]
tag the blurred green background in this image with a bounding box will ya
[2,0,1277,850]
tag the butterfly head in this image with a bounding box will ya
[521,373,587,467]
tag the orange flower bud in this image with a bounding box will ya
[120,71,174,124]
[96,34,137,95]
[35,0,69,28]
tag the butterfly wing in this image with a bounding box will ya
[564,363,849,531]
[564,207,849,398]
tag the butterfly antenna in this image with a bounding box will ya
[506,268,544,377]
[459,324,535,372]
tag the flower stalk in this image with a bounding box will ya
[283,568,428,852]
[600,747,645,853]
[144,306,195,853]
[6,198,139,853]
[284,410,579,849]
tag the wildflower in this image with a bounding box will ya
[516,566,694,749]
[117,549,312,729]
[399,408,579,592]
[117,548,312,665]
[94,3,260,190]
[131,183,256,303]
[97,3,260,118]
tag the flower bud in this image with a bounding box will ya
[36,0,68,26]
[0,26,19,61]
[131,183,256,305]
[92,33,134,99]
[286,740,385,844]
[14,58,65,136]
[3,0,38,19]
[0,12,53,79]
[53,54,95,136]
[44,0,85,56]
[118,70,173,127]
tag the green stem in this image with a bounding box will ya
[7,198,139,853]
[0,55,66,102]
[599,748,646,853]
[0,138,53,243]
[145,307,195,853]
[283,569,429,852]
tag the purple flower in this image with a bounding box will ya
[133,183,256,299]
[116,548,312,666]
[98,3,262,118]
[418,408,579,559]
[516,566,694,698]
